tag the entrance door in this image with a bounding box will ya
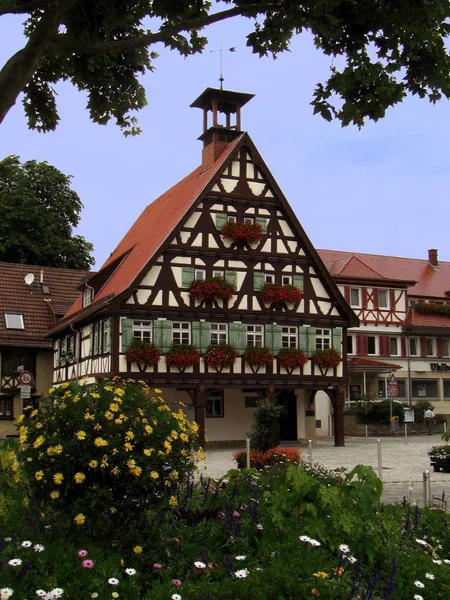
[276,390,297,441]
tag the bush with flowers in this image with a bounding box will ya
[233,447,301,469]
[220,220,264,244]
[203,344,239,371]
[242,346,273,369]
[310,348,342,369]
[14,380,198,544]
[165,344,201,370]
[125,340,161,366]
[277,347,309,370]
[189,277,236,301]
[260,283,303,305]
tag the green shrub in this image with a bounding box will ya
[363,399,405,425]
[15,380,198,544]
[249,398,283,451]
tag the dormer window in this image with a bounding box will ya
[4,313,24,329]
[82,287,93,307]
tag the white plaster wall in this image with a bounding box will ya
[204,389,253,442]
[315,391,332,436]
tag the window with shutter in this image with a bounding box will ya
[293,275,304,291]
[255,217,267,233]
[265,324,282,351]
[281,326,298,348]
[215,213,227,229]
[229,323,246,352]
[153,320,173,352]
[192,321,211,351]
[121,319,134,353]
[210,323,227,345]
[253,272,264,291]
[225,271,237,286]
[181,267,195,287]
[332,329,342,352]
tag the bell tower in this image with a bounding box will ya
[190,87,254,173]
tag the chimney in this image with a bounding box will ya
[190,88,255,173]
[428,248,438,268]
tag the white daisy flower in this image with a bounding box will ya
[49,589,63,598]
[107,578,119,586]
[194,561,206,569]
[125,568,136,576]
[8,559,22,566]
[0,588,14,600]
[299,535,311,542]
[425,573,435,580]
[414,581,425,589]
[414,595,424,600]
[171,595,182,600]
[36,592,47,598]
[34,544,45,552]
[234,569,249,578]
[339,544,350,554]
[415,539,428,546]
[257,523,263,530]
[21,541,32,548]
[235,555,246,561]
[432,559,442,565]
[309,539,321,547]
[347,556,357,564]
[4,538,11,542]
[444,559,450,564]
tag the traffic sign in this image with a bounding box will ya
[388,372,398,386]
[18,371,34,386]
[389,385,399,398]
[20,385,31,399]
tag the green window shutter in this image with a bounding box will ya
[95,323,102,354]
[265,324,282,352]
[105,320,111,352]
[154,320,173,352]
[229,323,246,352]
[200,322,211,352]
[293,275,304,291]
[225,271,237,287]
[89,326,94,356]
[307,328,316,356]
[121,319,134,352]
[181,267,195,287]
[192,322,200,349]
[332,328,342,352]
[215,213,227,229]
[253,272,264,292]
[298,326,309,353]
[255,217,267,233]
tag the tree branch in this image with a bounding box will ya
[53,3,276,55]
[0,0,47,17]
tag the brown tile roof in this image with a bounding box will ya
[330,255,386,279]
[318,249,450,296]
[404,310,450,329]
[63,136,244,321]
[348,357,402,369]
[0,262,89,348]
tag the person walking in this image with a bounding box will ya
[424,407,435,435]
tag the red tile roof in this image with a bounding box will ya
[319,249,450,297]
[348,357,402,369]
[0,262,88,348]
[330,255,386,279]
[64,135,244,320]
[404,310,450,329]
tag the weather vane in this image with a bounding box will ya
[210,42,236,89]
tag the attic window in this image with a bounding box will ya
[4,313,24,330]
[82,287,93,307]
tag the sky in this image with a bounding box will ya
[1,11,450,271]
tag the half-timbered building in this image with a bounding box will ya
[48,87,358,447]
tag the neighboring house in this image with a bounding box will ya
[319,248,450,419]
[0,262,89,436]
[48,86,358,447]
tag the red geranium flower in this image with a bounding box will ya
[126,341,161,366]
[203,345,239,370]
[310,348,341,369]
[166,345,201,369]
[220,220,264,244]
[260,283,302,305]
[242,346,273,367]
[189,277,236,301]
[277,348,309,369]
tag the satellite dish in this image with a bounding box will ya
[24,273,35,286]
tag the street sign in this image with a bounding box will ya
[20,385,31,399]
[18,371,34,386]
[388,372,398,386]
[389,385,399,398]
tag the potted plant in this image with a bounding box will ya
[220,220,264,244]
[203,344,239,371]
[429,430,450,472]
[125,340,161,368]
[189,276,236,302]
[242,346,273,372]
[166,344,201,371]
[310,348,342,370]
[260,282,303,306]
[277,348,309,371]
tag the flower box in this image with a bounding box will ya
[428,444,450,472]
[260,283,303,306]
[310,348,342,370]
[166,345,201,371]
[277,348,309,371]
[203,344,239,371]
[243,346,273,372]
[189,277,236,302]
[220,220,263,244]
[125,340,161,367]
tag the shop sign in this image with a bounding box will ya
[430,363,450,371]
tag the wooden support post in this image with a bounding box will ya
[266,384,276,403]
[333,386,346,447]
[194,384,208,448]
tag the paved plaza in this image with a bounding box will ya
[200,434,450,507]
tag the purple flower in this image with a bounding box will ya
[82,559,95,569]
[233,511,240,517]
[153,563,163,569]
[172,579,182,587]
[78,549,88,557]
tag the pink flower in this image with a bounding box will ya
[240,504,248,510]
[153,563,163,569]
[78,550,88,557]
[82,559,95,569]
[233,511,240,517]
[172,579,182,587]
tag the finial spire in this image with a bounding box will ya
[210,44,236,90]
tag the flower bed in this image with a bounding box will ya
[189,277,236,301]
[428,443,450,472]
[416,301,450,317]
[220,220,263,244]
[125,340,161,366]
[260,283,303,305]
[310,348,342,369]
[165,345,201,370]
[242,346,273,368]
[277,348,308,370]
[233,447,301,470]
[203,344,239,370]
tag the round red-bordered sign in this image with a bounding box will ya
[389,385,399,398]
[18,371,34,386]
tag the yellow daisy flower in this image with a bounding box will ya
[35,470,44,481]
[76,431,87,440]
[74,472,86,484]
[94,437,108,447]
[133,545,143,554]
[53,473,64,485]
[50,490,60,500]
[89,460,98,469]
[150,471,159,479]
[169,496,178,507]
[124,442,133,452]
[74,513,86,525]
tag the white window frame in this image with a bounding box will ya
[316,329,331,351]
[426,337,436,357]
[212,269,224,278]
[82,287,93,307]
[350,288,361,307]
[367,335,378,356]
[133,320,152,343]
[409,337,419,356]
[227,215,236,223]
[264,273,275,284]
[244,217,254,225]
[206,389,224,418]
[172,322,191,345]
[378,289,389,309]
[246,324,264,347]
[194,269,206,280]
[282,275,293,286]
[281,326,297,348]
[347,334,356,355]
[4,313,24,330]
[389,337,399,356]
[211,323,228,345]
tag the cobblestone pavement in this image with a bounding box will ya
[199,435,450,507]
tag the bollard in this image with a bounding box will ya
[246,438,250,469]
[308,439,313,463]
[377,439,382,481]
[423,470,429,506]
[404,423,407,444]
[365,425,368,445]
